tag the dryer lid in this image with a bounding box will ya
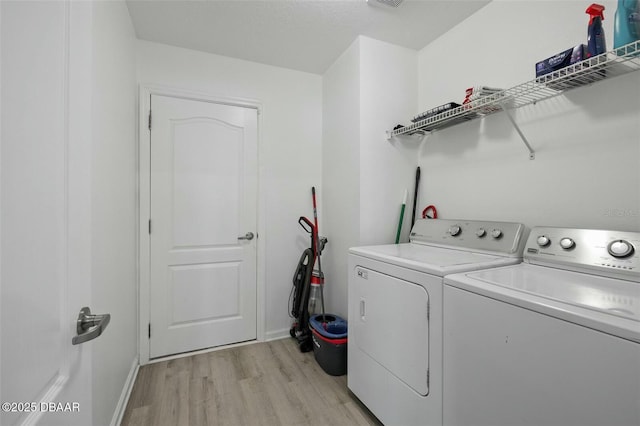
[350,243,521,276]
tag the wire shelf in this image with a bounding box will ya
[389,40,640,139]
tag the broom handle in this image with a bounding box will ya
[411,167,420,228]
[312,187,326,321]
[395,190,408,244]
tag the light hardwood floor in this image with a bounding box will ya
[121,338,381,426]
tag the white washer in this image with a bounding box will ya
[348,219,527,426]
[444,227,640,426]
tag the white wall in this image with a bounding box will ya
[417,0,640,231]
[322,39,361,321]
[90,2,138,425]
[322,36,417,318]
[136,41,323,338]
[359,36,418,246]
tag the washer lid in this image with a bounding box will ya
[349,243,521,276]
[445,264,640,342]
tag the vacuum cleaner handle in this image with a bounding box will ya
[298,216,315,235]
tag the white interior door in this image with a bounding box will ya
[149,94,258,358]
[1,1,93,425]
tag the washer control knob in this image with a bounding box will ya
[491,229,503,239]
[449,225,461,237]
[537,235,551,247]
[476,228,486,238]
[559,238,575,250]
[608,240,635,258]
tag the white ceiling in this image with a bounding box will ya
[126,0,490,75]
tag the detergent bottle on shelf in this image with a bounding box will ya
[614,0,640,54]
[586,3,607,57]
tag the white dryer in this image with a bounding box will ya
[348,219,527,426]
[443,227,640,426]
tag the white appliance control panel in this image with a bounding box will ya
[525,227,640,282]
[409,219,526,256]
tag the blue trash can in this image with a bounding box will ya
[309,314,347,376]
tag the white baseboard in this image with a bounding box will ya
[111,357,139,426]
[265,328,291,342]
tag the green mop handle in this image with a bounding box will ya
[395,190,407,244]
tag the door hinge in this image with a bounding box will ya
[148,323,151,339]
[427,369,430,387]
[427,302,430,320]
[148,110,152,130]
[148,219,151,234]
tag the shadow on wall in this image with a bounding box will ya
[416,70,639,161]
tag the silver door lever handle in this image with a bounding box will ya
[237,232,254,241]
[72,307,111,345]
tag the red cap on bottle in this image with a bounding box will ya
[585,3,605,25]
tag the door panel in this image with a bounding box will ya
[149,95,257,358]
[170,262,241,323]
[171,117,241,247]
[1,1,92,425]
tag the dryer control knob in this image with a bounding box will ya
[608,240,635,258]
[491,229,503,239]
[449,225,461,237]
[476,228,486,238]
[559,238,575,250]
[537,235,551,247]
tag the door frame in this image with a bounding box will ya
[138,84,265,365]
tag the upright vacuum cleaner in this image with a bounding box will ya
[289,188,327,352]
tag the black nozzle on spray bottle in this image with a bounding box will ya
[586,3,607,57]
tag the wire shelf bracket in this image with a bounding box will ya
[499,103,535,160]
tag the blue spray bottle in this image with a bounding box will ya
[586,3,607,57]
[614,0,640,54]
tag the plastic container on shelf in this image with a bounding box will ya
[614,0,640,54]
